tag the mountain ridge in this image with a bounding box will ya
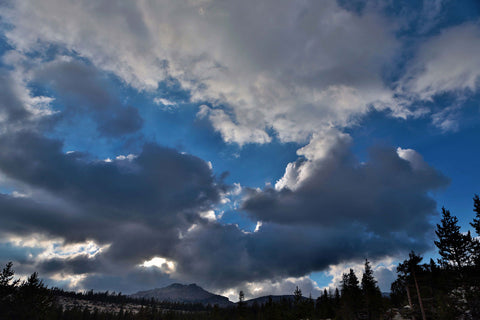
[129,283,234,307]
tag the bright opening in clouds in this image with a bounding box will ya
[140,257,177,274]
[0,0,479,300]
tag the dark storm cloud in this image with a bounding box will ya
[0,129,449,292]
[0,130,223,270]
[0,131,220,217]
[243,146,449,237]
[37,255,100,275]
[0,193,75,236]
[0,71,29,123]
[33,58,143,136]
[170,218,433,290]
[164,143,449,290]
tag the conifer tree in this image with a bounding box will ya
[237,290,245,317]
[10,271,55,319]
[470,195,480,265]
[361,260,376,291]
[0,262,20,319]
[293,285,302,304]
[316,288,334,318]
[292,285,305,318]
[334,287,341,312]
[238,290,245,304]
[361,259,383,320]
[435,207,473,268]
[397,252,426,320]
[340,269,361,319]
[471,194,480,236]
[0,261,17,288]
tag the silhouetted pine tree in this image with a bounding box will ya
[340,268,361,319]
[0,261,20,319]
[470,195,480,265]
[471,194,480,235]
[435,207,474,268]
[361,259,383,320]
[13,272,55,320]
[237,290,246,319]
[316,288,334,319]
[466,194,480,318]
[397,252,426,320]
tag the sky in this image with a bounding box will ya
[0,0,480,301]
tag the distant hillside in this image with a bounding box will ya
[130,283,234,307]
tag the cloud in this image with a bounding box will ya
[2,0,400,146]
[0,0,467,296]
[3,0,477,142]
[218,275,322,301]
[31,56,143,136]
[165,216,422,292]
[0,50,143,137]
[325,257,397,292]
[397,22,480,130]
[140,256,176,274]
[0,242,42,264]
[401,22,480,101]
[0,131,221,217]
[275,130,352,191]
[244,136,448,235]
[154,98,176,107]
[0,129,449,293]
[36,255,101,276]
[197,105,272,146]
[0,71,30,124]
[0,68,54,132]
[178,134,446,288]
[374,265,397,292]
[0,130,224,284]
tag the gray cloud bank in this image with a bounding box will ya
[244,144,448,236]
[5,0,479,146]
[33,57,143,136]
[0,129,448,293]
[0,0,465,296]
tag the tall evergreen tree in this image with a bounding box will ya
[0,261,17,288]
[397,252,426,320]
[238,290,245,304]
[434,207,473,268]
[237,290,245,317]
[316,288,334,319]
[361,260,376,291]
[293,285,302,304]
[334,287,341,313]
[12,271,54,320]
[470,195,480,266]
[340,268,361,319]
[292,285,304,318]
[0,262,20,319]
[361,259,383,320]
[471,194,480,236]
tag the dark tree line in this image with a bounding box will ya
[391,194,480,320]
[0,263,55,320]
